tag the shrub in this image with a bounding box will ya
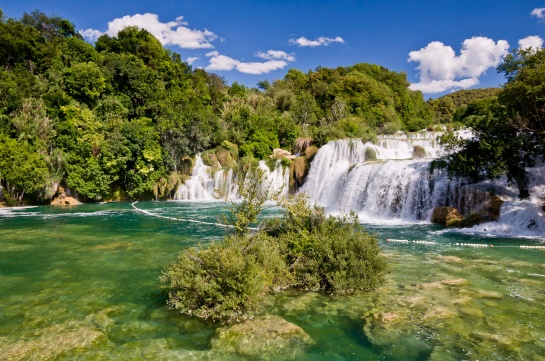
[364,147,377,161]
[412,145,426,158]
[162,167,388,323]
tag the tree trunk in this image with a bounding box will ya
[515,175,530,199]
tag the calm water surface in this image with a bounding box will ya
[1,202,544,360]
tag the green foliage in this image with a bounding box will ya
[437,49,545,198]
[365,147,377,161]
[163,169,388,322]
[0,8,442,203]
[429,88,500,124]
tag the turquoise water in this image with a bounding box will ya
[1,202,545,360]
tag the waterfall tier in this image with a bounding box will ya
[174,155,289,201]
[301,135,545,236]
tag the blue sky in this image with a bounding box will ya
[3,1,545,98]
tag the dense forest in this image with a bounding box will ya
[0,9,434,204]
[1,9,540,205]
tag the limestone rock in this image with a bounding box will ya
[270,148,295,160]
[0,320,104,360]
[441,278,468,286]
[51,193,80,206]
[431,207,462,226]
[211,315,314,359]
[437,255,463,263]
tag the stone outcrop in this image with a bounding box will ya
[211,315,314,359]
[431,207,462,225]
[51,188,80,206]
[270,148,295,160]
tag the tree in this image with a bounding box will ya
[437,48,545,198]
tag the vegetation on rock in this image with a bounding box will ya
[161,166,388,322]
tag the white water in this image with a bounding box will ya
[174,155,289,201]
[301,133,545,238]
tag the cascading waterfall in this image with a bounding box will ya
[300,132,545,236]
[174,155,289,201]
[300,136,455,221]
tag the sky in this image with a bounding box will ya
[3,1,545,98]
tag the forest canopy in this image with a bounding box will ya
[0,9,477,204]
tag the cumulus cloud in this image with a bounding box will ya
[531,8,545,19]
[186,57,200,65]
[408,36,509,93]
[80,13,217,49]
[289,36,345,47]
[205,50,294,74]
[256,50,296,62]
[79,28,103,42]
[519,35,543,51]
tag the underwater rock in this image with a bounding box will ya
[0,320,104,360]
[470,331,513,347]
[475,289,503,299]
[416,281,445,290]
[441,278,468,286]
[211,315,314,359]
[424,306,454,320]
[282,292,320,313]
[437,255,463,263]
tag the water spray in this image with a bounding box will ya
[385,239,545,250]
[131,201,259,231]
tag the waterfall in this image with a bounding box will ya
[300,133,545,236]
[174,155,289,201]
[300,133,458,221]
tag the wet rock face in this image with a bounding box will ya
[51,194,80,206]
[211,315,314,359]
[431,207,462,225]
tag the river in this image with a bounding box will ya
[1,201,545,360]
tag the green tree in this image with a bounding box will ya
[440,48,545,198]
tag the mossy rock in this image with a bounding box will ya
[179,155,195,176]
[265,159,278,172]
[413,145,426,158]
[221,140,239,160]
[201,150,220,167]
[211,315,314,359]
[431,207,462,226]
[291,157,310,191]
[447,212,484,228]
[302,145,318,160]
[365,147,377,161]
[216,147,236,168]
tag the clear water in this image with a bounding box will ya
[1,202,545,360]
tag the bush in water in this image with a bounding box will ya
[162,165,388,323]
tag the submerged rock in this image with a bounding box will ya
[211,315,314,359]
[0,320,104,360]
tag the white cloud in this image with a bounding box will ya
[79,28,103,42]
[408,37,509,93]
[186,57,200,65]
[206,54,241,71]
[519,35,543,51]
[81,13,217,49]
[256,50,296,62]
[289,36,345,47]
[531,8,545,18]
[205,51,293,74]
[236,60,288,74]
